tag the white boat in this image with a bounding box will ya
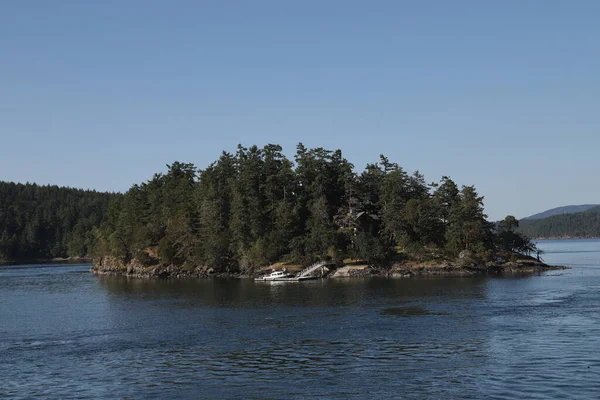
[254,262,334,282]
[255,270,294,281]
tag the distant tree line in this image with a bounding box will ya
[94,143,533,271]
[518,207,600,238]
[0,182,118,262]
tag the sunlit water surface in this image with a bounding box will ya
[1,239,599,399]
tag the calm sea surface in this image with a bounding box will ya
[1,239,600,399]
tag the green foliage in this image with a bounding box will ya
[352,232,396,268]
[497,215,537,255]
[0,182,118,261]
[3,144,533,270]
[500,215,519,232]
[518,206,600,238]
[86,143,515,271]
[403,198,445,247]
[244,238,268,267]
[157,236,176,265]
[433,176,459,222]
[134,248,154,266]
[445,185,494,256]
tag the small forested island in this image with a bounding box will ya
[88,143,565,279]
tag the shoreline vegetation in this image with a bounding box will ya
[87,143,567,280]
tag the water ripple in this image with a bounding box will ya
[2,244,600,399]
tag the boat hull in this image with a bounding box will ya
[254,276,319,282]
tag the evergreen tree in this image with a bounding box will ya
[445,185,493,255]
[196,153,235,270]
[433,176,459,224]
[379,156,411,246]
[497,215,536,254]
[0,181,117,262]
[0,143,519,270]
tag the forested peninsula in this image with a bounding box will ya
[0,182,118,262]
[91,144,563,278]
[518,206,600,239]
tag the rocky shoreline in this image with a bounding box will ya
[90,257,246,279]
[91,256,568,280]
[336,260,568,278]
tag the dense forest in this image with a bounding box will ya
[524,204,600,220]
[0,182,118,262]
[94,143,533,272]
[518,207,600,238]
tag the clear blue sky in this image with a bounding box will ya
[1,1,599,220]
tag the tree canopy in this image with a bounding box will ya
[93,143,515,271]
[0,181,119,262]
[1,144,537,267]
[518,207,600,238]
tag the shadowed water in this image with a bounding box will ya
[1,239,600,398]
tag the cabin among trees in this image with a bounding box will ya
[339,210,381,237]
[355,211,381,236]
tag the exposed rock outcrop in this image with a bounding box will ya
[330,258,568,279]
[92,255,567,280]
[91,256,248,279]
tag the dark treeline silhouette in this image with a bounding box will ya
[518,206,600,238]
[94,143,533,272]
[0,182,119,262]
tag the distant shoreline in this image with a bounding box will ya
[535,237,600,241]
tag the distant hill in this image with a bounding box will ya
[523,204,600,220]
[518,206,600,238]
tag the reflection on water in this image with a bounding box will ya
[380,306,449,316]
[1,239,600,398]
[96,273,488,307]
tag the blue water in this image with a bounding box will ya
[1,239,599,399]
